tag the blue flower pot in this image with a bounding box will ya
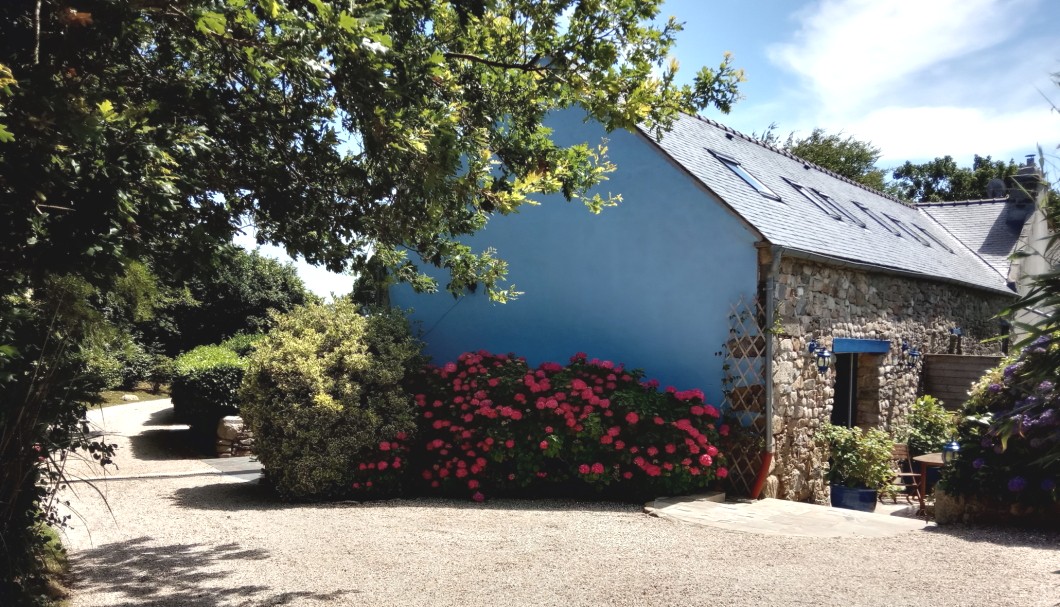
[830,484,878,512]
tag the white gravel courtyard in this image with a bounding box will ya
[59,401,1060,607]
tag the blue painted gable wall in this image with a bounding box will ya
[393,110,760,405]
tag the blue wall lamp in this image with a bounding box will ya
[807,339,834,374]
[901,340,922,369]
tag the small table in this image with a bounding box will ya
[913,452,945,499]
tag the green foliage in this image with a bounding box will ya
[752,125,885,191]
[889,154,1019,202]
[239,301,423,500]
[819,423,894,490]
[170,345,247,429]
[219,333,264,357]
[148,248,312,355]
[940,339,1059,506]
[0,1,740,597]
[902,395,957,457]
[787,129,886,191]
[407,352,728,502]
[0,1,741,308]
[0,277,115,603]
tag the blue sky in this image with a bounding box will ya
[663,0,1059,166]
[243,0,1060,297]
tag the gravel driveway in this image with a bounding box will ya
[60,401,1060,607]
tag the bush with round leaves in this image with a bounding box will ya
[239,301,423,500]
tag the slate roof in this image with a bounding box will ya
[637,114,1014,295]
[918,199,1025,280]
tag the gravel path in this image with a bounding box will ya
[60,402,1060,607]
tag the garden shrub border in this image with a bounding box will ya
[342,350,729,502]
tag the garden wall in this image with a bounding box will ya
[763,254,1012,503]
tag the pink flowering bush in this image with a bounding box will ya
[405,351,728,501]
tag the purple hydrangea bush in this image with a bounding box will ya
[940,336,1059,507]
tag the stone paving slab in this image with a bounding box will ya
[646,494,930,538]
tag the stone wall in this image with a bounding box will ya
[762,255,1012,503]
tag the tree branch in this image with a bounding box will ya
[443,52,543,72]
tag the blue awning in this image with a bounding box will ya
[832,338,891,354]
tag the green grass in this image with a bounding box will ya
[96,382,170,407]
[35,522,71,606]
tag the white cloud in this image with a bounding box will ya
[761,0,1058,163]
[844,105,1053,166]
[769,0,1032,114]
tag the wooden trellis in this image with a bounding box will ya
[721,295,768,497]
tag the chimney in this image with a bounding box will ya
[1006,153,1044,228]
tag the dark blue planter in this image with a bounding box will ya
[830,484,878,512]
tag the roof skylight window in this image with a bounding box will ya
[852,201,900,235]
[709,150,781,200]
[813,190,866,228]
[788,181,835,221]
[884,214,932,247]
[781,180,866,228]
[915,224,955,253]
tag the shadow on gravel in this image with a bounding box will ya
[71,536,350,606]
[924,524,1060,549]
[128,428,208,461]
[172,482,643,516]
[144,405,178,427]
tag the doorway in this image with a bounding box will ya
[830,353,858,427]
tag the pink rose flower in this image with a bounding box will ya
[698,454,713,467]
[579,464,591,474]
[539,440,549,450]
[591,462,605,474]
[716,467,729,478]
[472,491,485,502]
[625,412,639,424]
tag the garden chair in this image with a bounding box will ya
[881,443,926,516]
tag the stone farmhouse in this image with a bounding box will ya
[393,110,1048,503]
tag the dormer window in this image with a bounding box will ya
[852,201,900,235]
[885,214,932,247]
[709,150,781,200]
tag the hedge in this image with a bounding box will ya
[170,345,246,430]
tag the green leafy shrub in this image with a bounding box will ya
[83,344,125,391]
[903,395,957,456]
[239,301,423,500]
[171,345,246,429]
[114,341,154,390]
[940,337,1059,507]
[147,353,176,392]
[819,423,894,490]
[405,351,728,502]
[219,333,263,357]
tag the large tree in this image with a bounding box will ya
[889,154,1020,202]
[753,125,885,191]
[0,0,741,597]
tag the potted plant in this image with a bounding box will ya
[819,423,894,512]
